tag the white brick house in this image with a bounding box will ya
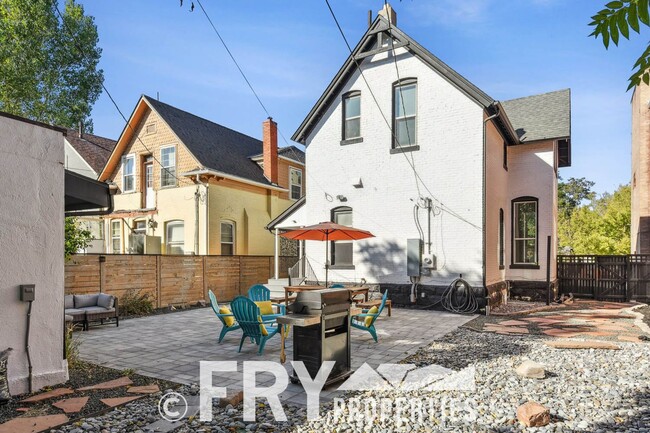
[288,7,571,309]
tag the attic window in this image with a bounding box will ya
[145,123,156,135]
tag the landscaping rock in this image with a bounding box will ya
[515,360,545,379]
[545,340,621,350]
[516,401,550,427]
[77,377,133,391]
[52,397,89,414]
[20,388,74,403]
[218,390,243,408]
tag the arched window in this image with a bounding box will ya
[392,78,417,148]
[220,221,235,255]
[165,220,184,255]
[331,207,353,267]
[511,197,538,266]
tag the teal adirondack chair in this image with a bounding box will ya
[330,284,345,288]
[208,290,241,343]
[247,284,286,318]
[230,296,281,355]
[351,290,388,342]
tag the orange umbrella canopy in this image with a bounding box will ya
[279,221,375,241]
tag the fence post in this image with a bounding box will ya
[202,256,207,301]
[156,255,161,308]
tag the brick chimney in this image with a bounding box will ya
[262,117,278,185]
[378,3,397,25]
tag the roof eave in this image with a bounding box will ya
[181,168,289,192]
[265,196,306,231]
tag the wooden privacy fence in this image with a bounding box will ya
[65,254,299,308]
[557,254,650,302]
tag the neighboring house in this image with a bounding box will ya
[0,111,112,395]
[632,83,650,253]
[64,127,117,252]
[289,6,571,308]
[98,95,305,255]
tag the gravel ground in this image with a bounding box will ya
[637,305,650,329]
[0,361,178,425]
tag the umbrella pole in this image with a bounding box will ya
[325,233,329,287]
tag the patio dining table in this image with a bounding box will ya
[283,285,369,308]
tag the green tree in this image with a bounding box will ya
[558,177,596,218]
[65,217,93,261]
[589,0,650,89]
[560,184,631,254]
[0,0,103,129]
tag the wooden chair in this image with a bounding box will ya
[208,290,241,343]
[351,290,388,342]
[230,296,281,355]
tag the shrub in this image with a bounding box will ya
[65,325,81,368]
[119,289,154,317]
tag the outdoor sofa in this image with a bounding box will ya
[64,294,119,331]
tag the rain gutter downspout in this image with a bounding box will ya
[483,106,500,314]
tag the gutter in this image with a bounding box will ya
[181,168,289,193]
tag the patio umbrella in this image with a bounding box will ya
[279,221,375,287]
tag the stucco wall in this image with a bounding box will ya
[304,48,485,286]
[0,116,67,395]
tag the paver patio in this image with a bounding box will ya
[78,307,474,404]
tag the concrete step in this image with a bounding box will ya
[266,278,289,297]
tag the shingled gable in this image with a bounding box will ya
[99,96,303,188]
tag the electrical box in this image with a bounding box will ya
[407,239,423,277]
[20,284,35,302]
[422,253,437,270]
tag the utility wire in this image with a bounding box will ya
[323,0,481,231]
[54,5,193,187]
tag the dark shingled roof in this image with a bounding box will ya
[65,129,117,175]
[250,145,305,164]
[144,96,301,185]
[501,89,571,142]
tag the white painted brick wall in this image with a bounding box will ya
[304,49,485,287]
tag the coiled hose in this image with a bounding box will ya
[441,277,479,314]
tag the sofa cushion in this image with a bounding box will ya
[79,306,115,314]
[75,294,99,308]
[64,295,74,310]
[97,293,115,309]
[65,308,86,318]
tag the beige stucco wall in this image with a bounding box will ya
[0,116,68,395]
[631,84,650,253]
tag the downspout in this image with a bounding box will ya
[483,106,500,314]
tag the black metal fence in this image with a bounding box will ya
[557,255,650,302]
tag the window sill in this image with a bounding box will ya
[329,265,355,270]
[509,264,540,270]
[390,145,420,154]
[340,137,363,146]
[159,185,177,190]
[499,265,505,270]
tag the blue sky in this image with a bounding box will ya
[80,0,646,194]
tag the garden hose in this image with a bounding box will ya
[441,277,479,314]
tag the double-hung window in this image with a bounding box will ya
[122,155,135,192]
[342,91,361,141]
[160,146,176,188]
[166,220,184,254]
[393,79,417,148]
[111,220,121,253]
[331,207,353,267]
[220,221,235,255]
[290,168,302,200]
[512,198,538,265]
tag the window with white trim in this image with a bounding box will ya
[393,79,417,148]
[111,220,121,253]
[331,207,353,266]
[290,167,302,200]
[122,155,135,192]
[513,199,537,265]
[220,221,235,255]
[166,220,184,254]
[160,146,176,188]
[342,91,361,140]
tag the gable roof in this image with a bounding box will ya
[265,196,306,230]
[291,16,497,144]
[250,145,305,165]
[65,129,117,174]
[144,96,278,185]
[501,89,571,142]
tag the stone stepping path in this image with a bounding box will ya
[77,376,132,391]
[127,384,160,394]
[100,395,143,408]
[20,388,74,403]
[545,340,621,350]
[0,414,68,433]
[52,397,89,414]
